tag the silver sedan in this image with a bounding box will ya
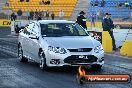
[18,20,104,70]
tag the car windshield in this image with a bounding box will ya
[40,23,88,37]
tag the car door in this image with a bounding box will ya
[29,22,40,61]
[21,24,32,57]
[24,23,34,59]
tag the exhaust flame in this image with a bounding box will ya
[78,66,86,76]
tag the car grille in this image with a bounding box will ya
[64,55,97,64]
[68,48,92,52]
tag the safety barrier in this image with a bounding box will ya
[120,40,132,56]
[102,31,112,52]
[0,19,11,27]
[0,19,28,27]
[86,22,102,28]
[0,20,103,27]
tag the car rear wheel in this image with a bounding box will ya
[18,44,28,62]
[39,51,48,70]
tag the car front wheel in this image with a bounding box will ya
[39,51,48,70]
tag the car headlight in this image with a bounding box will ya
[94,45,103,53]
[48,46,67,54]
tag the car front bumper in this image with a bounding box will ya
[45,50,104,67]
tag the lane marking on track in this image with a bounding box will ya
[7,35,18,37]
[105,53,132,59]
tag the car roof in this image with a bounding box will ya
[36,20,75,24]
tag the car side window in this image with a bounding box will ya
[31,23,39,35]
[29,23,35,29]
[23,24,30,35]
[23,23,34,35]
[23,29,30,35]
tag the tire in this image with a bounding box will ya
[91,64,102,70]
[39,50,48,70]
[18,44,28,62]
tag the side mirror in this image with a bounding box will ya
[29,34,39,40]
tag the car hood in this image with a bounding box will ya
[43,36,100,49]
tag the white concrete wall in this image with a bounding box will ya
[113,29,132,48]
